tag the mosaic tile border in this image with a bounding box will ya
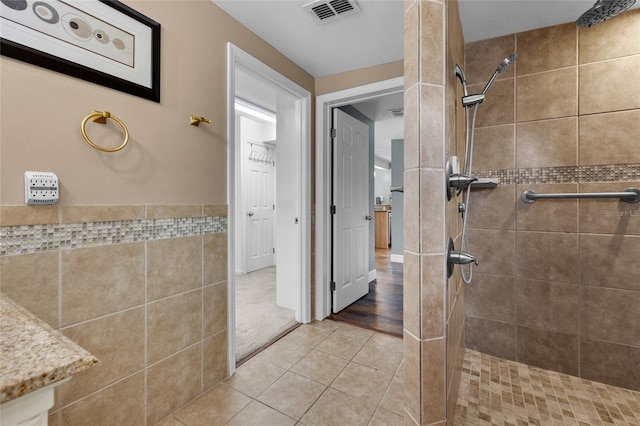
[477,163,640,185]
[0,216,227,256]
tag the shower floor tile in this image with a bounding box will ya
[454,349,640,426]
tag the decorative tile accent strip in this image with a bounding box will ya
[0,216,227,256]
[477,163,640,185]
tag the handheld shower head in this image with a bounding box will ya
[577,0,636,27]
[497,53,518,73]
[481,53,517,95]
[455,64,468,96]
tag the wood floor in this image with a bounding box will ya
[329,248,403,337]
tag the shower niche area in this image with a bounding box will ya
[457,6,640,403]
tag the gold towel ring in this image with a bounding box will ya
[81,111,129,152]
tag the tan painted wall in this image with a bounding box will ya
[0,0,314,206]
[315,60,403,96]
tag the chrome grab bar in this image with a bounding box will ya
[521,188,640,204]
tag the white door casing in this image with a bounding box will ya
[332,108,370,313]
[227,43,312,376]
[245,139,275,272]
[315,77,404,321]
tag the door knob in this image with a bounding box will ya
[365,215,373,220]
[248,212,255,217]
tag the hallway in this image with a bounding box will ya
[330,248,403,337]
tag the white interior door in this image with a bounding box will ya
[332,108,370,313]
[245,140,275,272]
[275,91,300,311]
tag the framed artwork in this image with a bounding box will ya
[0,0,161,102]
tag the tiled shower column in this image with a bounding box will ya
[403,0,466,424]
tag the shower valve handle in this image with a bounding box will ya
[449,174,478,189]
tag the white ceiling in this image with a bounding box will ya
[223,0,638,161]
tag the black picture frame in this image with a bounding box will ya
[0,0,161,102]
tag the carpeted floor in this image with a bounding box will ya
[235,266,298,360]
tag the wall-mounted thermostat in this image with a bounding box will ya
[24,172,59,205]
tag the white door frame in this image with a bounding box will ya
[315,77,404,321]
[227,43,312,374]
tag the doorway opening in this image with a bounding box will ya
[227,44,311,373]
[315,77,404,332]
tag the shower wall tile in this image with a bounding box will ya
[465,316,516,360]
[421,254,445,339]
[404,84,419,170]
[516,231,579,283]
[0,251,58,327]
[60,307,145,405]
[146,204,203,219]
[516,23,577,76]
[516,326,579,376]
[61,242,145,326]
[420,1,444,85]
[468,79,515,127]
[579,9,640,64]
[147,345,202,426]
[204,281,228,338]
[580,234,640,291]
[516,184,578,232]
[147,236,203,301]
[515,279,579,334]
[61,373,144,426]
[464,34,515,85]
[420,84,445,168]
[516,117,578,168]
[516,68,577,122]
[581,286,640,347]
[60,205,145,223]
[578,182,640,236]
[0,205,58,226]
[579,110,640,165]
[404,169,420,253]
[579,55,640,115]
[404,1,419,88]
[204,330,229,390]
[421,338,446,424]
[403,331,421,421]
[471,124,515,171]
[147,289,203,364]
[466,229,516,277]
[468,185,516,230]
[204,232,228,285]
[403,252,420,338]
[580,338,640,391]
[420,169,445,253]
[464,273,515,322]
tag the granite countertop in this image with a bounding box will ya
[0,293,97,403]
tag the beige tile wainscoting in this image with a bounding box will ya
[464,9,640,391]
[0,205,229,425]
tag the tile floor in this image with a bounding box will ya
[157,320,404,426]
[454,349,640,426]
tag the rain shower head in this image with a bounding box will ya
[481,53,517,96]
[576,0,636,27]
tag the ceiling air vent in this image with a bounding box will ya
[303,0,361,23]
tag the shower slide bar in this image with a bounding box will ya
[521,188,640,204]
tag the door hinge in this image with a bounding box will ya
[330,281,336,291]
[331,128,337,138]
[330,205,336,214]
